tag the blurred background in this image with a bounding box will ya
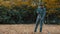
[0,0,60,24]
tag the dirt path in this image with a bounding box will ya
[0,24,60,34]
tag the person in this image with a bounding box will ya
[34,4,46,32]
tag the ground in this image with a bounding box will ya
[0,24,60,34]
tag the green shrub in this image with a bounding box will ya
[0,5,60,24]
[0,5,37,24]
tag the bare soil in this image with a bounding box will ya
[0,24,60,34]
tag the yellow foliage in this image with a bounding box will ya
[0,0,60,14]
[44,0,60,13]
[1,1,11,8]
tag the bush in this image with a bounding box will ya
[45,13,60,25]
[0,5,60,24]
[0,5,37,24]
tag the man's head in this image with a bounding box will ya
[38,2,44,8]
[40,4,44,8]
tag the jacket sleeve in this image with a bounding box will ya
[41,8,46,20]
[36,8,40,14]
[36,8,39,14]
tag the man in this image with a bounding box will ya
[34,4,46,32]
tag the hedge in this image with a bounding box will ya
[0,5,60,24]
[0,5,37,24]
